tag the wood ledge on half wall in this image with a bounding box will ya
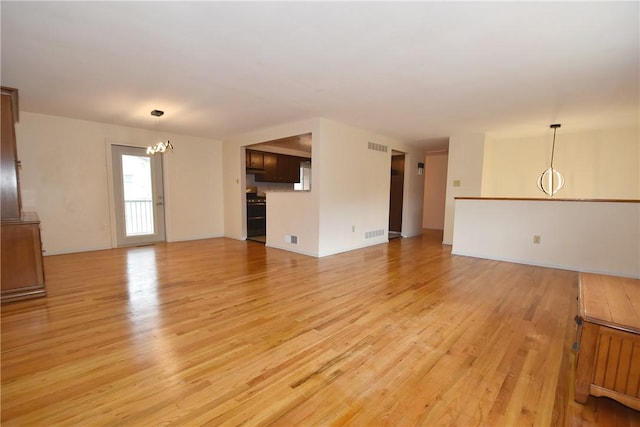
[455,197,640,203]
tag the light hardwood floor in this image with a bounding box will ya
[2,230,639,426]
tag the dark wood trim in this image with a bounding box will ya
[455,197,640,203]
[579,315,640,336]
[1,211,41,225]
[1,284,47,303]
[0,86,19,122]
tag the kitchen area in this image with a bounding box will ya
[245,133,312,243]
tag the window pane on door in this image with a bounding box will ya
[122,154,154,236]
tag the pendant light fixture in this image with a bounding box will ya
[537,123,564,197]
[146,109,173,155]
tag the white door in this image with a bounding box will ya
[111,145,166,246]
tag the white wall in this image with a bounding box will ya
[444,125,640,276]
[16,112,223,255]
[452,199,640,278]
[443,134,485,245]
[482,126,640,199]
[162,134,224,242]
[315,119,425,257]
[400,147,428,238]
[18,111,423,258]
[315,120,391,256]
[422,152,448,230]
[266,191,318,256]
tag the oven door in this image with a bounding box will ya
[247,202,266,237]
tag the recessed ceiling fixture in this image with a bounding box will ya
[537,123,564,197]
[146,109,173,155]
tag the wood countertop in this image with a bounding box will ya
[579,273,640,334]
[455,197,639,203]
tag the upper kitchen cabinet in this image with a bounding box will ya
[255,152,307,183]
[260,152,278,181]
[246,133,312,184]
[246,149,264,171]
[278,154,306,183]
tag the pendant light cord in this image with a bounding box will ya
[537,123,563,197]
[550,126,557,169]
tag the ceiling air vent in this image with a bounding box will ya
[368,142,388,153]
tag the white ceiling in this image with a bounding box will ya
[1,2,638,151]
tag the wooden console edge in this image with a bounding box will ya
[1,285,47,304]
[590,384,640,411]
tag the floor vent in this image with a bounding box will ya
[368,142,388,153]
[365,229,385,239]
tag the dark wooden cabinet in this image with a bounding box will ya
[1,88,21,219]
[1,214,46,302]
[1,87,46,303]
[260,152,278,181]
[249,150,307,183]
[389,154,405,232]
[246,150,264,170]
[574,273,640,411]
[277,154,303,183]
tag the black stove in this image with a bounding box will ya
[246,193,266,238]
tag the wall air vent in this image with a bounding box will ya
[365,229,385,239]
[285,234,298,244]
[368,142,388,153]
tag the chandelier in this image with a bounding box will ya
[146,110,173,155]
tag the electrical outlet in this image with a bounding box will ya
[533,235,541,244]
[352,225,355,232]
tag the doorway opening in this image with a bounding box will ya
[111,145,166,247]
[243,133,312,244]
[389,151,405,240]
[422,151,449,233]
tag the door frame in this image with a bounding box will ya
[389,150,406,235]
[105,140,169,248]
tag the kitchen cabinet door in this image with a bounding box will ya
[278,155,302,183]
[254,152,305,183]
[246,150,264,170]
[261,152,278,181]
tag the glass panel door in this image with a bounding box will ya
[112,145,166,246]
[122,154,154,236]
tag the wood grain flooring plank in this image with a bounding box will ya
[2,230,639,425]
